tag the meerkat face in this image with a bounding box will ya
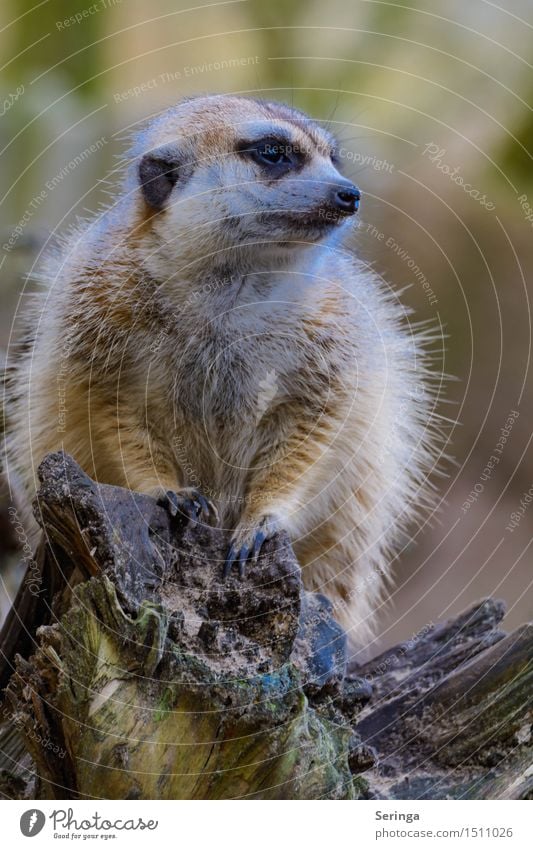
[222,123,360,243]
[135,96,360,270]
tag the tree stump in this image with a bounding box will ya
[0,452,531,800]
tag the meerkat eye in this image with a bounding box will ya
[255,141,290,165]
[238,137,297,170]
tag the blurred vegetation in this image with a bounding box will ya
[1,0,532,648]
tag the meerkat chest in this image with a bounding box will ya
[154,268,354,444]
[170,319,296,425]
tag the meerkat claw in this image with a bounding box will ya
[223,544,238,578]
[223,524,272,579]
[251,531,266,559]
[162,490,179,518]
[238,547,248,580]
[223,542,252,580]
[196,493,219,523]
[159,488,218,526]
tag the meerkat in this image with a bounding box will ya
[3,94,440,644]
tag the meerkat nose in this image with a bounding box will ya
[332,183,361,215]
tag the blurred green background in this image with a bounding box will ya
[1,0,532,652]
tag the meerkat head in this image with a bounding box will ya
[132,95,360,276]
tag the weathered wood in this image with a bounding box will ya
[356,602,533,799]
[0,451,531,800]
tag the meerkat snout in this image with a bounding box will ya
[331,183,361,214]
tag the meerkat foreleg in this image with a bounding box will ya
[85,412,220,528]
[224,416,336,578]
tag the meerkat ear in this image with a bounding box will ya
[138,145,181,210]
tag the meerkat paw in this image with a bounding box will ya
[157,488,219,527]
[223,513,280,580]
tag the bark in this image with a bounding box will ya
[0,452,531,800]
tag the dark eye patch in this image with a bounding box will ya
[237,136,306,173]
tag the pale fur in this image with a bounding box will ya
[3,96,442,645]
